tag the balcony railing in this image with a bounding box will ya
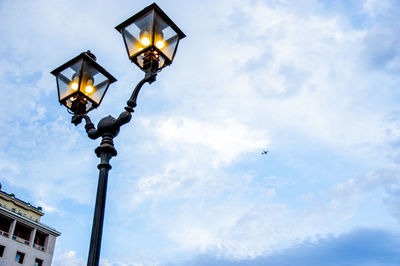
[33,243,45,251]
[0,229,9,237]
[12,235,30,245]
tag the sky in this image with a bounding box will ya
[1,0,400,265]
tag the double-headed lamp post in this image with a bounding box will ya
[50,3,185,266]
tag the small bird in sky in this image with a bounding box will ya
[262,150,268,155]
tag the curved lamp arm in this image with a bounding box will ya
[115,71,157,129]
[126,71,157,110]
[71,114,100,139]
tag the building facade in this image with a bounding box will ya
[0,188,61,266]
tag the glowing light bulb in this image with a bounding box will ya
[141,37,150,46]
[155,40,165,49]
[70,73,79,91]
[85,85,94,94]
[140,30,151,46]
[71,82,78,91]
[85,79,94,94]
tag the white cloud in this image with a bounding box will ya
[36,200,60,214]
[363,0,392,17]
[153,117,268,166]
[53,250,85,266]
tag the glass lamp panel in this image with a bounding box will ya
[157,54,166,69]
[79,60,110,105]
[153,12,179,61]
[136,52,145,69]
[57,59,83,101]
[123,11,154,58]
[91,80,110,105]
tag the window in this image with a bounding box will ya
[35,258,43,266]
[15,251,25,264]
[12,223,32,245]
[0,245,5,257]
[0,215,11,237]
[34,231,47,251]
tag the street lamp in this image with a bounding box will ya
[51,3,185,266]
[51,51,117,114]
[115,3,186,73]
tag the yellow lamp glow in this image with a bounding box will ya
[71,82,79,91]
[85,79,94,94]
[85,85,94,94]
[141,36,150,46]
[70,74,79,91]
[155,40,165,49]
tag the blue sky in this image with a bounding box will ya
[1,0,400,265]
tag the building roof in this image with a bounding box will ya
[0,190,44,217]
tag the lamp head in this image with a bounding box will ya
[51,51,117,114]
[115,3,186,73]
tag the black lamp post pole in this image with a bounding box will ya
[87,133,116,266]
[72,72,156,266]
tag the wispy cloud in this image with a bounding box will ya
[170,228,400,266]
